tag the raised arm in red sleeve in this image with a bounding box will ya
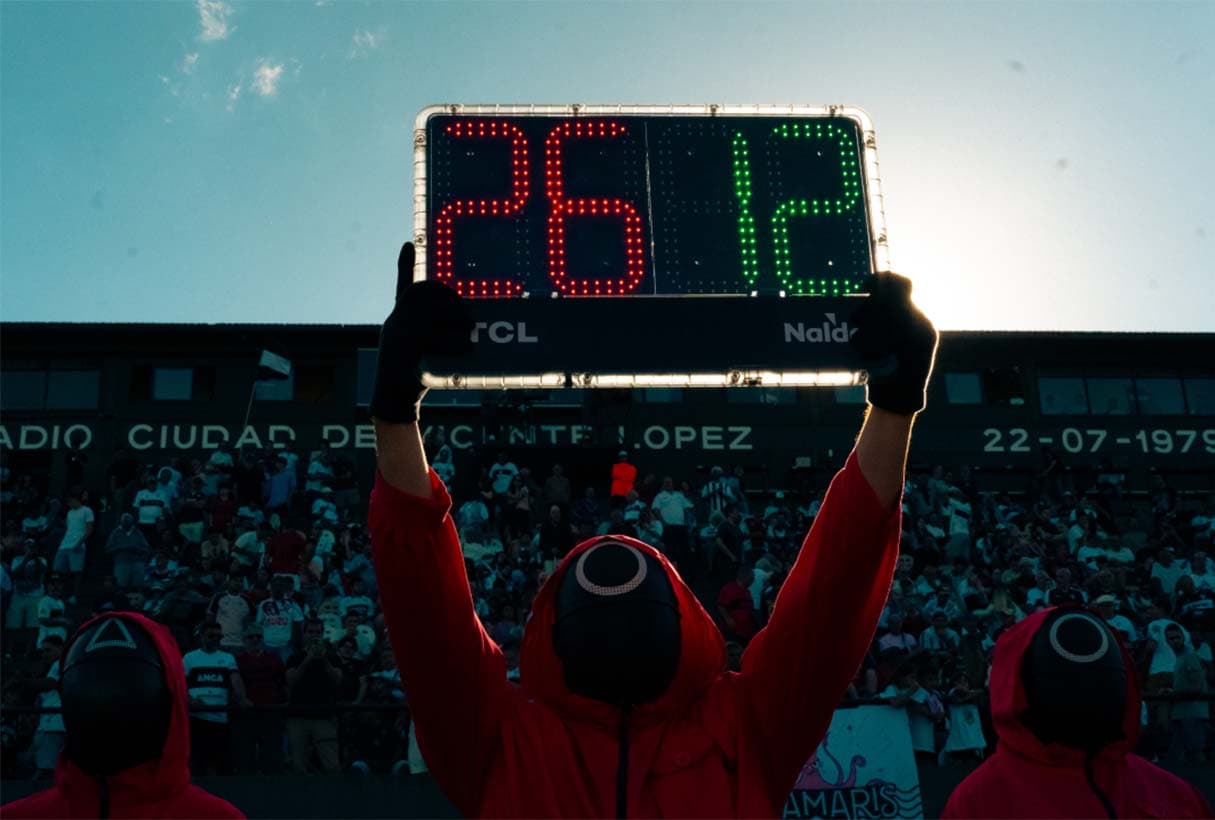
[369,468,507,816]
[738,448,901,789]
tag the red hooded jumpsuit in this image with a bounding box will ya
[369,449,900,817]
[942,607,1212,819]
[3,613,244,819]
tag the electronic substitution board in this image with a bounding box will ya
[412,104,890,390]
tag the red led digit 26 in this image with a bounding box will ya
[432,118,646,297]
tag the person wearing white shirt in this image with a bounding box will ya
[1150,547,1186,598]
[183,622,249,775]
[700,468,737,519]
[53,493,94,602]
[651,478,694,526]
[488,454,519,496]
[305,452,334,494]
[312,491,340,525]
[208,447,235,470]
[133,478,171,525]
[1103,543,1136,566]
[1106,612,1138,642]
[1076,539,1107,572]
[30,636,67,777]
[256,580,304,661]
[878,617,918,656]
[36,577,69,649]
[622,492,646,523]
[232,525,268,570]
[919,613,961,652]
[1187,551,1215,593]
[1025,573,1054,611]
[457,499,490,540]
[636,510,664,549]
[22,510,48,535]
[881,671,941,755]
[339,577,375,621]
[1067,521,1088,555]
[1146,617,1190,677]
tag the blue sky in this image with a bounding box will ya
[2,0,1212,332]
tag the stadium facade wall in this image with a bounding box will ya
[2,324,1212,498]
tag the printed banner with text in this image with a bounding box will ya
[783,705,922,819]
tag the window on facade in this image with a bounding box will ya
[1085,378,1135,415]
[834,385,867,405]
[426,389,484,407]
[294,366,335,403]
[153,368,194,401]
[1185,378,1215,415]
[944,372,982,405]
[254,371,294,401]
[0,371,47,410]
[640,388,683,404]
[356,349,376,406]
[533,389,586,407]
[1134,378,1185,415]
[728,388,796,405]
[1038,377,1088,415]
[130,366,215,402]
[981,366,1026,406]
[46,371,100,410]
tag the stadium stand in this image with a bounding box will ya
[2,326,1212,813]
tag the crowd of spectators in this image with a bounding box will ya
[2,442,405,780]
[2,434,1212,781]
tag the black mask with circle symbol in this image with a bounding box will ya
[552,541,681,707]
[1020,608,1127,752]
[61,616,173,776]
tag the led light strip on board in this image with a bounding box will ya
[420,370,863,390]
[420,372,568,390]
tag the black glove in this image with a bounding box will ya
[849,272,938,415]
[369,243,474,424]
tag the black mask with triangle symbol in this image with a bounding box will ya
[61,615,172,776]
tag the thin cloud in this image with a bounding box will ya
[197,0,234,42]
[181,52,199,74]
[350,28,386,58]
[252,61,285,96]
[226,79,243,111]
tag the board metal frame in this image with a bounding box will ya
[411,103,890,390]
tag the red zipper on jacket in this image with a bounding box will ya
[616,706,632,819]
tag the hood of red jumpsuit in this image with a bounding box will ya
[54,612,193,800]
[990,606,1142,765]
[520,535,726,728]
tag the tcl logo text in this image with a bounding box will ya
[471,322,538,344]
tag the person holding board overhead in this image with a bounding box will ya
[368,242,936,817]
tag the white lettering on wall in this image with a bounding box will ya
[268,425,295,449]
[234,426,264,449]
[63,424,93,450]
[0,422,758,453]
[19,427,49,449]
[128,424,154,450]
[449,425,474,449]
[322,425,350,449]
[201,425,230,449]
[643,426,671,450]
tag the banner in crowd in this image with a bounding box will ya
[783,705,922,819]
